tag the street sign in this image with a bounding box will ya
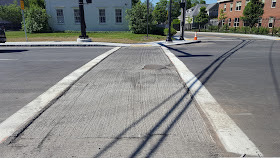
[20,0,24,10]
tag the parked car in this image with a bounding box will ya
[0,26,6,43]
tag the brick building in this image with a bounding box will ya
[217,0,280,28]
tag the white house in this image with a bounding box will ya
[45,0,132,31]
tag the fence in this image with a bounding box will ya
[186,18,280,36]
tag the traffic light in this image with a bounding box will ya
[86,0,92,3]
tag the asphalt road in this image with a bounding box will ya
[0,47,112,123]
[168,35,280,156]
[0,47,228,157]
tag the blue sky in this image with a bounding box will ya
[141,0,217,5]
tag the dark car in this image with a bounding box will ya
[0,26,6,43]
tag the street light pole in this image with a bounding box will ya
[147,0,149,37]
[179,0,186,40]
[166,0,172,42]
[79,0,88,39]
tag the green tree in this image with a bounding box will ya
[186,0,192,9]
[153,0,168,24]
[241,0,264,30]
[186,16,193,30]
[192,0,206,7]
[0,2,22,24]
[24,0,45,8]
[24,5,50,33]
[171,0,181,20]
[218,9,227,21]
[153,0,181,24]
[132,0,140,6]
[126,1,155,34]
[194,6,209,31]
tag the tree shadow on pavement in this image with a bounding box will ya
[92,40,253,158]
[269,40,280,106]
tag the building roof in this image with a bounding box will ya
[185,3,218,17]
[0,0,20,6]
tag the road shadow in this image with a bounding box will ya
[159,43,213,58]
[93,40,253,158]
[269,40,280,106]
[0,50,28,53]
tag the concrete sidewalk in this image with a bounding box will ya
[0,39,199,47]
[184,31,280,40]
[0,47,229,157]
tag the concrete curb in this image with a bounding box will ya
[0,39,200,47]
[184,31,280,40]
[161,46,263,157]
[0,47,121,144]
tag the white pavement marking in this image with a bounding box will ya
[0,47,121,144]
[162,46,263,156]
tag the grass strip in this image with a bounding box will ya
[5,31,166,43]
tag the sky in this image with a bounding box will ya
[141,0,217,5]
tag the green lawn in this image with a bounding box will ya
[5,31,166,43]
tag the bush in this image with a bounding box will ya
[164,28,177,36]
[221,24,229,32]
[24,5,50,33]
[272,27,279,35]
[151,26,165,36]
[258,27,269,35]
[172,19,180,25]
[208,25,218,31]
[229,27,240,33]
[240,26,250,34]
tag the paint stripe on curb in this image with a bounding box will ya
[161,46,263,156]
[0,47,121,144]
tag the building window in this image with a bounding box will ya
[258,18,262,27]
[99,9,106,24]
[74,9,80,24]
[262,0,265,3]
[271,0,276,8]
[56,9,64,24]
[234,18,239,27]
[224,4,227,11]
[230,3,233,11]
[269,17,274,28]
[243,21,249,26]
[246,0,250,5]
[115,9,122,23]
[228,18,231,26]
[222,19,225,26]
[236,1,242,11]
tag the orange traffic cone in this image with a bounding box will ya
[194,32,197,40]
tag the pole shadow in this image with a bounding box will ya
[92,40,253,158]
[0,50,28,53]
[159,43,213,58]
[130,40,254,158]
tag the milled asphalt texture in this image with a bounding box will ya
[0,47,113,123]
[0,47,228,157]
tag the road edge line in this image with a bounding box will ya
[0,47,121,144]
[161,46,263,156]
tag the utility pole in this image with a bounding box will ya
[147,0,149,37]
[77,0,91,42]
[179,0,186,40]
[166,0,172,42]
